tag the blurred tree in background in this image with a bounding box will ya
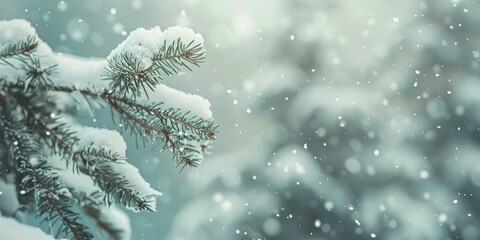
[170,0,480,239]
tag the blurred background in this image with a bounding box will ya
[2,0,480,239]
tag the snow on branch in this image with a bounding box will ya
[76,127,161,211]
[103,26,206,98]
[0,35,38,59]
[0,19,39,58]
[0,19,218,239]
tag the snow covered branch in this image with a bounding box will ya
[101,26,205,98]
[0,19,218,239]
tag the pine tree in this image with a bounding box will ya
[0,19,218,240]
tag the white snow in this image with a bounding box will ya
[345,157,362,174]
[0,215,54,240]
[49,155,100,197]
[108,26,204,63]
[51,53,107,90]
[0,19,36,45]
[141,83,213,119]
[0,19,53,60]
[314,219,321,228]
[76,126,128,157]
[0,19,55,83]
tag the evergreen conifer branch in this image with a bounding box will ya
[111,98,218,141]
[79,147,122,163]
[5,128,36,213]
[4,82,218,168]
[21,152,112,240]
[103,52,160,98]
[19,56,57,89]
[38,196,93,240]
[0,36,38,59]
[83,156,156,212]
[0,113,93,240]
[1,114,37,214]
[64,184,130,240]
[0,20,217,239]
[14,92,162,211]
[151,39,205,72]
[16,100,156,211]
[4,83,218,141]
[103,38,205,98]
[17,98,78,162]
[107,98,205,168]
[90,163,157,212]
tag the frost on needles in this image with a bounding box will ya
[0,19,218,240]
